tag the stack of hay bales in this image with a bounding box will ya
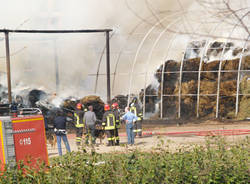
[155,55,250,119]
[155,60,180,118]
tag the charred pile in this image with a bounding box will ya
[28,89,47,108]
[155,55,250,119]
[62,97,78,112]
[80,95,104,121]
[112,95,128,110]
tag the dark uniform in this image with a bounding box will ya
[102,110,116,146]
[74,109,85,147]
[112,108,121,145]
[130,103,143,137]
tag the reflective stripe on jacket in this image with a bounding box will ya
[130,106,137,116]
[130,105,143,120]
[74,112,84,128]
[102,111,116,130]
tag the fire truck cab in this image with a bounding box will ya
[0,105,49,171]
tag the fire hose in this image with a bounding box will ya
[119,129,250,137]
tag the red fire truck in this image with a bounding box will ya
[0,107,49,171]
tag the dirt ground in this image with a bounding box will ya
[47,120,250,157]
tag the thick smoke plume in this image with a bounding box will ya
[0,0,249,108]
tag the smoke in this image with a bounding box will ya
[0,0,249,104]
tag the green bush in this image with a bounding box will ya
[0,137,249,184]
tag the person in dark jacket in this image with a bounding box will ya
[54,110,71,156]
[111,102,121,145]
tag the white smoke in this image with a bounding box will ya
[0,0,249,104]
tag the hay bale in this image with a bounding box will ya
[241,55,250,70]
[221,58,239,80]
[240,75,250,94]
[199,96,216,117]
[161,96,178,118]
[201,60,219,80]
[155,60,180,83]
[237,96,250,120]
[237,75,250,119]
[181,80,197,94]
[80,95,104,120]
[220,80,237,96]
[181,97,196,118]
[183,58,200,71]
[200,80,217,94]
[218,96,236,118]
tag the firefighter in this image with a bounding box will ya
[130,97,143,137]
[102,104,116,146]
[74,103,85,148]
[111,102,120,146]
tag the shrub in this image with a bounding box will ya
[0,137,249,184]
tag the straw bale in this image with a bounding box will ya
[181,80,197,94]
[161,96,178,118]
[198,96,216,117]
[220,80,237,96]
[202,60,219,71]
[241,55,250,70]
[237,96,250,120]
[183,58,200,71]
[221,58,239,70]
[218,96,236,118]
[200,80,217,94]
[240,75,250,94]
[80,95,104,120]
[155,60,180,83]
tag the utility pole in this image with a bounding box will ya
[106,31,111,103]
[4,31,12,103]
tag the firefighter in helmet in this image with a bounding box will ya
[129,97,143,137]
[102,104,116,146]
[74,103,86,148]
[111,102,120,145]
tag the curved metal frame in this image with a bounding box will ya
[96,1,250,120]
[143,15,206,119]
[142,18,183,118]
[127,13,190,107]
[215,12,250,118]
[196,12,240,118]
[111,12,182,94]
[159,33,180,118]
